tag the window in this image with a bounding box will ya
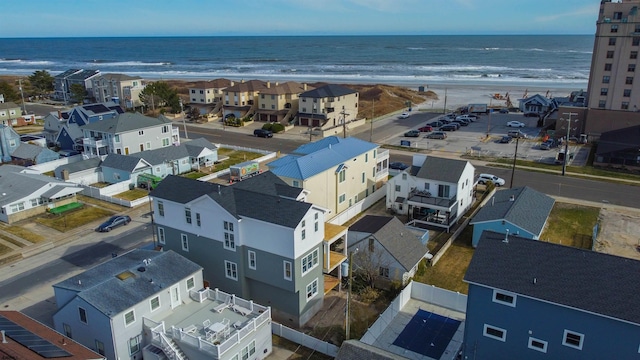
[292,180,299,187]
[338,168,346,183]
[603,75,610,83]
[63,323,72,338]
[362,172,365,183]
[609,37,617,46]
[301,229,306,240]
[604,63,612,71]
[627,77,634,85]
[186,277,195,289]
[634,37,640,46]
[613,11,623,20]
[158,227,165,244]
[395,185,401,192]
[622,102,630,110]
[79,307,87,324]
[138,130,144,136]
[600,88,608,96]
[196,213,201,226]
[483,324,506,342]
[224,232,235,250]
[379,267,389,278]
[315,221,318,232]
[225,261,238,280]
[114,134,120,143]
[528,337,548,353]
[632,51,638,59]
[636,24,640,33]
[224,221,234,231]
[162,138,170,146]
[606,50,614,59]
[157,201,164,216]
[624,89,632,97]
[339,194,346,203]
[302,249,319,274]
[249,250,256,270]
[611,24,618,33]
[629,64,637,72]
[306,278,318,300]
[185,208,192,224]
[95,340,105,355]
[150,296,160,311]
[283,261,292,280]
[599,100,606,108]
[124,310,135,326]
[10,202,25,212]
[181,234,189,251]
[402,173,407,180]
[562,330,584,350]
[249,340,255,356]
[492,290,517,307]
[301,220,305,228]
[129,335,141,355]
[438,184,450,198]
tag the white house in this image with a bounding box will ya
[386,155,475,231]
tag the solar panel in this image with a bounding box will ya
[0,315,72,358]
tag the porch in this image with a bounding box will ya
[323,222,348,293]
[405,189,458,231]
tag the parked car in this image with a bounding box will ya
[426,131,447,139]
[418,125,433,132]
[439,124,458,131]
[507,129,528,138]
[96,215,131,232]
[523,112,540,117]
[438,118,452,124]
[404,130,420,137]
[428,120,444,127]
[499,136,513,144]
[540,139,556,150]
[253,129,273,138]
[399,112,410,119]
[452,119,469,126]
[389,162,409,170]
[456,115,475,122]
[499,108,509,114]
[507,121,526,128]
[477,173,506,187]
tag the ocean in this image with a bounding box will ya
[0,35,593,89]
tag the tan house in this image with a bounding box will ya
[92,73,145,110]
[222,79,270,119]
[0,102,34,127]
[255,81,312,124]
[297,84,359,130]
[188,78,233,105]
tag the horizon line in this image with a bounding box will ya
[0,34,594,40]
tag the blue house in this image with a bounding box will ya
[100,153,151,184]
[0,124,21,163]
[130,137,218,178]
[463,230,640,360]
[11,143,60,166]
[469,186,555,247]
[55,102,123,150]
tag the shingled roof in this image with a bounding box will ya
[299,84,357,98]
[465,231,640,325]
[414,156,470,183]
[81,112,172,134]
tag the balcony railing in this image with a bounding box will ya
[407,189,457,209]
[82,137,107,148]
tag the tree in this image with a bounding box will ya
[28,70,54,97]
[140,81,180,113]
[69,84,86,104]
[352,239,394,289]
[0,81,20,102]
[188,106,201,120]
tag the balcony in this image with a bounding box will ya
[323,223,347,273]
[82,137,107,149]
[171,127,179,136]
[407,188,457,209]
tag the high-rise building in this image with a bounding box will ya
[585,0,640,135]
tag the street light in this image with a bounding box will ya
[180,98,189,140]
[561,112,578,176]
[509,135,520,188]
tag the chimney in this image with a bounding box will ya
[267,81,271,88]
[509,195,515,201]
[303,83,308,91]
[533,277,537,285]
[2,330,7,344]
[503,229,509,243]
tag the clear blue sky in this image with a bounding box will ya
[5,0,598,38]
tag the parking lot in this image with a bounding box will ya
[388,112,589,166]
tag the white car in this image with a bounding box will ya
[477,173,506,186]
[399,112,410,119]
[507,121,526,128]
[456,115,475,122]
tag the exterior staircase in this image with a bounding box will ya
[158,332,188,360]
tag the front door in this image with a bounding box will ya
[170,285,180,308]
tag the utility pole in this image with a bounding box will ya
[443,88,447,114]
[180,98,188,140]
[561,112,578,176]
[18,78,27,115]
[370,99,375,142]
[510,136,520,188]
[345,250,354,340]
[341,106,349,139]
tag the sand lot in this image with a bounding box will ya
[594,207,640,261]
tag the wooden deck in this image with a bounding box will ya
[324,222,347,242]
[324,250,347,272]
[323,275,341,294]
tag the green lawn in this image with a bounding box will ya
[35,207,114,232]
[540,203,600,249]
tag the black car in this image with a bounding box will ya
[499,136,513,143]
[404,130,420,137]
[439,124,458,131]
[452,119,469,126]
[389,162,409,170]
[96,215,131,232]
[428,120,443,127]
[253,129,273,138]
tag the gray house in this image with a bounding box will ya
[130,137,218,177]
[150,172,330,327]
[469,186,555,247]
[348,215,430,286]
[99,153,152,184]
[81,112,179,157]
[53,249,273,360]
[0,124,21,162]
[11,142,60,166]
[463,230,640,359]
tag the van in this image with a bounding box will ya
[137,173,163,190]
[507,130,527,139]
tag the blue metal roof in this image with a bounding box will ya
[268,136,378,180]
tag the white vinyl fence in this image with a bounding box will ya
[271,322,339,357]
[329,183,387,225]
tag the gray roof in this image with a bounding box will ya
[54,250,201,317]
[0,165,79,207]
[470,186,555,236]
[11,143,58,160]
[80,112,172,134]
[101,153,149,172]
[336,340,407,360]
[415,157,470,183]
[54,158,102,174]
[231,171,304,199]
[129,138,216,165]
[0,102,20,110]
[465,230,640,325]
[66,69,100,81]
[350,215,429,272]
[151,174,312,229]
[300,84,357,98]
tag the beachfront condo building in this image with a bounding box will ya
[585,0,640,135]
[92,73,146,110]
[189,79,234,105]
[255,81,312,124]
[297,84,359,129]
